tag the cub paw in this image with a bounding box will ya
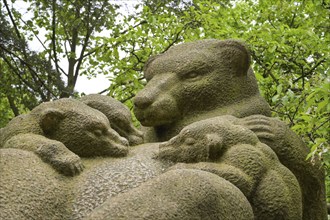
[51,153,84,176]
[236,115,275,140]
[36,142,84,176]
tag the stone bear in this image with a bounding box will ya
[0,98,129,176]
[133,39,327,219]
[133,39,271,142]
[85,168,255,220]
[158,115,302,220]
[80,94,144,146]
[0,39,326,220]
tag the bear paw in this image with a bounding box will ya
[36,142,84,176]
[50,152,84,176]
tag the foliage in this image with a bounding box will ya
[88,0,329,167]
[85,0,201,109]
[0,2,60,118]
[89,0,330,200]
[0,0,121,123]
[190,0,330,175]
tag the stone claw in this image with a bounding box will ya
[56,154,84,176]
[236,115,275,140]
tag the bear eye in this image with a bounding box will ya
[184,137,196,146]
[184,71,199,80]
[93,129,103,137]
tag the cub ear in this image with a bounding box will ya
[206,133,223,160]
[40,108,65,135]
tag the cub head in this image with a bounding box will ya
[80,94,144,146]
[32,98,129,157]
[133,39,266,128]
[158,116,259,163]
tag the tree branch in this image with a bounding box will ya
[0,45,58,98]
[52,0,61,76]
[74,0,93,85]
[293,58,326,83]
[62,7,80,97]
[0,53,45,99]
[3,0,21,39]
[251,50,279,85]
[82,20,147,59]
[289,12,296,28]
[289,96,306,126]
[18,18,67,76]
[6,95,20,116]
[162,22,188,53]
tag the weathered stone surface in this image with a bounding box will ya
[0,98,129,176]
[158,116,302,219]
[80,94,144,146]
[86,169,254,220]
[69,143,172,219]
[0,143,173,220]
[0,39,327,220]
[133,39,271,142]
[0,148,70,219]
[133,39,327,220]
[236,115,327,220]
[3,133,83,176]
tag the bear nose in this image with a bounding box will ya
[133,95,153,109]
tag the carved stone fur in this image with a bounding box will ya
[0,98,129,176]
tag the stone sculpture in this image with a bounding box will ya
[158,116,302,219]
[0,98,128,176]
[80,94,144,146]
[133,40,271,142]
[133,39,327,220]
[0,39,327,220]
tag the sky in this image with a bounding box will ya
[13,0,141,95]
[75,75,110,94]
[75,1,141,94]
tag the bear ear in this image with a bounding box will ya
[143,54,163,80]
[217,40,251,75]
[144,54,161,71]
[40,108,65,135]
[206,133,223,160]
